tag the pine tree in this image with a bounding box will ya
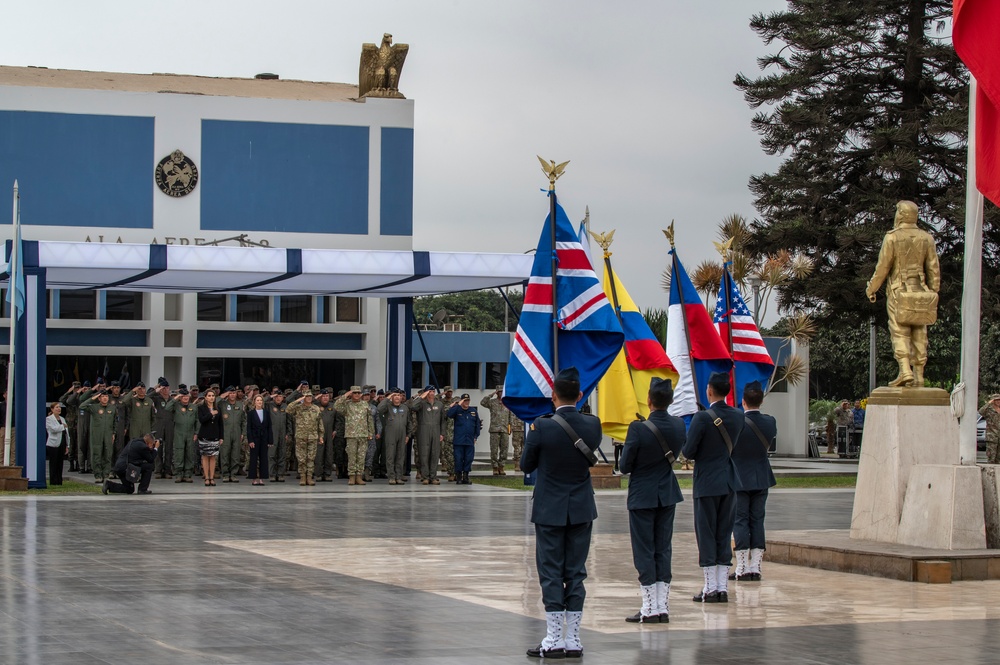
[735,1,998,331]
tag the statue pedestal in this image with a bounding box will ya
[850,387,985,549]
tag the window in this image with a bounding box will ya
[105,291,143,321]
[486,362,508,389]
[457,362,479,390]
[197,294,226,322]
[236,295,268,323]
[59,290,96,320]
[411,362,424,389]
[429,362,451,389]
[335,296,361,322]
[279,295,311,324]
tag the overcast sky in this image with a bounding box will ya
[2,0,790,314]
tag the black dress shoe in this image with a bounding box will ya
[748,572,761,581]
[138,489,153,495]
[101,480,109,495]
[718,591,728,603]
[658,613,669,623]
[625,612,659,623]
[526,644,565,659]
[564,648,583,658]
[692,591,721,603]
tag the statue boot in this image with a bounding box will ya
[889,360,914,388]
[913,363,925,387]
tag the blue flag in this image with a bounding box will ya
[503,194,624,421]
[5,200,24,321]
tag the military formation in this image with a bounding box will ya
[55,378,519,487]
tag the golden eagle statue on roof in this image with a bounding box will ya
[359,33,409,99]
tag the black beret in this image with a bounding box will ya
[649,377,673,397]
[157,377,169,387]
[134,381,145,389]
[83,381,92,388]
[110,381,120,387]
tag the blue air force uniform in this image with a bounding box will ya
[731,409,777,552]
[521,404,602,613]
[681,400,743,568]
[620,409,685,586]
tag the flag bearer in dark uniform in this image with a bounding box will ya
[59,382,81,472]
[150,378,174,478]
[521,367,601,659]
[729,381,777,582]
[681,372,743,603]
[620,378,685,623]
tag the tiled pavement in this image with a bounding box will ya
[0,480,997,664]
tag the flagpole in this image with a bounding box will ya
[959,76,984,466]
[549,186,559,375]
[537,157,568,377]
[722,268,737,404]
[3,181,18,467]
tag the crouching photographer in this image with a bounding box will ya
[102,433,160,495]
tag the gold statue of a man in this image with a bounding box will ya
[865,200,940,387]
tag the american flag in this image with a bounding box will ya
[713,266,774,406]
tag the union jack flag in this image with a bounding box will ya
[713,265,774,406]
[504,194,624,421]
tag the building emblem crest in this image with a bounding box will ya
[155,150,199,197]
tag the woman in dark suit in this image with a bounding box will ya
[246,394,273,486]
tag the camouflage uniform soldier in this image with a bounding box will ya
[219,388,247,482]
[510,411,525,473]
[80,390,116,482]
[60,382,81,472]
[439,387,457,481]
[121,382,155,443]
[335,386,375,485]
[286,390,324,486]
[315,391,337,482]
[481,387,510,475]
[980,395,1000,465]
[150,379,174,478]
[163,389,199,482]
[267,392,289,481]
[410,386,447,485]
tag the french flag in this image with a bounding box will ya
[714,265,774,407]
[666,248,732,418]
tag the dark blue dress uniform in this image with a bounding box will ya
[681,400,743,569]
[731,409,777,552]
[620,410,685,586]
[521,404,602,613]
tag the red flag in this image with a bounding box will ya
[954,0,1000,206]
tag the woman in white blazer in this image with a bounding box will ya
[46,403,69,485]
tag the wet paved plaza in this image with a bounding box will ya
[0,483,997,664]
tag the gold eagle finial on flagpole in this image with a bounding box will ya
[662,221,676,248]
[713,237,734,262]
[537,156,569,191]
[589,229,616,258]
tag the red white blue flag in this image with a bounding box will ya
[666,248,732,418]
[503,194,624,421]
[714,265,774,406]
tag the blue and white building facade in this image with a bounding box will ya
[0,66,418,395]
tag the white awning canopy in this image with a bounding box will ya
[11,241,533,297]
